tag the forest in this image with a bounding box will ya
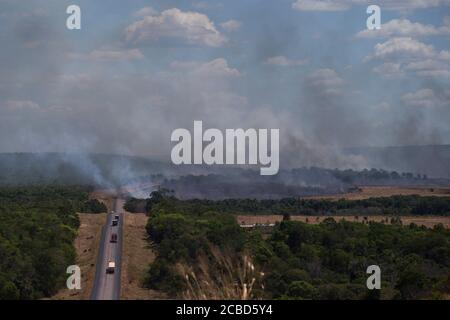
[126,192,450,216]
[0,186,103,299]
[142,191,450,299]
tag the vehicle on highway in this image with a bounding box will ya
[112,219,118,226]
[110,233,118,243]
[106,261,115,274]
[114,214,119,220]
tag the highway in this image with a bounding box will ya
[90,198,123,300]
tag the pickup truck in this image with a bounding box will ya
[106,261,115,274]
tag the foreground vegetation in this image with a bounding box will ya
[0,186,102,299]
[141,192,450,299]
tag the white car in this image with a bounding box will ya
[106,261,115,274]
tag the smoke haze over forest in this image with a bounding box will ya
[1,1,450,185]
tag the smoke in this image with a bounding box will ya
[1,1,449,186]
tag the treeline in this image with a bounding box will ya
[142,192,450,299]
[80,199,107,213]
[126,193,450,216]
[160,167,436,200]
[0,186,95,299]
[329,168,427,183]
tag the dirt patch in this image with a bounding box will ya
[120,212,166,300]
[303,186,450,201]
[52,213,106,300]
[237,215,450,229]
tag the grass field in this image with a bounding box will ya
[237,214,450,228]
[120,211,166,300]
[302,186,450,201]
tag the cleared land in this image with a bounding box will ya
[237,215,450,228]
[302,186,450,201]
[120,212,166,299]
[52,213,106,300]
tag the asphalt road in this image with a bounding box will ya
[90,198,123,300]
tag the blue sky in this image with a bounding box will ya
[0,0,449,168]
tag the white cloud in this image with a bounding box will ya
[439,50,450,60]
[306,68,345,95]
[368,37,450,78]
[372,62,404,78]
[5,100,40,111]
[293,0,450,12]
[68,48,144,61]
[264,56,307,67]
[370,37,435,60]
[402,88,450,108]
[170,58,241,77]
[220,20,242,32]
[192,2,224,10]
[292,0,349,11]
[134,7,157,17]
[124,8,226,47]
[405,59,449,73]
[89,48,144,61]
[356,19,450,39]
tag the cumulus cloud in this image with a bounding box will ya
[124,8,227,47]
[372,62,404,78]
[4,100,40,111]
[369,37,435,60]
[170,58,241,77]
[292,0,450,12]
[69,48,144,61]
[404,59,450,77]
[402,88,450,108]
[368,37,450,78]
[264,56,307,67]
[220,20,242,32]
[439,50,450,60]
[356,19,450,39]
[192,2,224,10]
[292,0,350,11]
[134,7,158,17]
[306,68,345,95]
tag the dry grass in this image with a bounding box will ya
[303,186,450,201]
[120,211,166,300]
[179,248,264,300]
[51,213,106,300]
[237,215,450,228]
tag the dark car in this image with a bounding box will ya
[110,233,118,243]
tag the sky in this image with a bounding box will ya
[0,0,449,169]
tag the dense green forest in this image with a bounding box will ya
[143,192,450,299]
[143,192,245,295]
[80,199,107,213]
[0,186,97,299]
[250,220,449,299]
[126,193,450,216]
